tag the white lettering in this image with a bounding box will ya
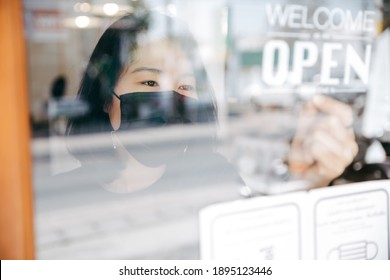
[312,7,330,30]
[266,4,289,27]
[301,6,313,29]
[344,44,371,84]
[363,11,375,33]
[329,8,345,30]
[262,40,289,86]
[261,40,372,86]
[320,43,342,85]
[265,4,375,33]
[345,10,363,31]
[291,41,318,84]
[288,5,303,28]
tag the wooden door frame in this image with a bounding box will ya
[0,0,35,259]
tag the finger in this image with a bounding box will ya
[315,116,358,160]
[312,115,355,144]
[294,102,321,142]
[312,95,354,127]
[309,140,348,178]
[307,131,357,172]
[312,159,344,183]
[289,143,315,172]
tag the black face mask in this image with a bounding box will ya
[113,90,199,167]
[115,90,197,129]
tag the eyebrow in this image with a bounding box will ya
[131,66,195,78]
[131,67,162,74]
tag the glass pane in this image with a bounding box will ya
[27,0,238,259]
[25,0,388,260]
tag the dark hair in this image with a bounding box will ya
[68,11,216,133]
[66,11,218,163]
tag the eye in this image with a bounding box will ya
[178,84,195,91]
[141,80,159,87]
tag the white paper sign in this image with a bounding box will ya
[200,180,390,260]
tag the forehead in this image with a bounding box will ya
[128,39,193,73]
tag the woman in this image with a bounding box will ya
[66,11,357,193]
[66,11,233,193]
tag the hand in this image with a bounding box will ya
[289,95,359,188]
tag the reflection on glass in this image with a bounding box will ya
[32,5,241,260]
[28,0,372,260]
[65,11,221,193]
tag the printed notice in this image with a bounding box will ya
[200,180,390,260]
[211,204,300,259]
[200,192,305,260]
[312,187,389,259]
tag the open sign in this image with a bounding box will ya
[262,40,371,86]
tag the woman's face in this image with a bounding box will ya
[108,39,197,130]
